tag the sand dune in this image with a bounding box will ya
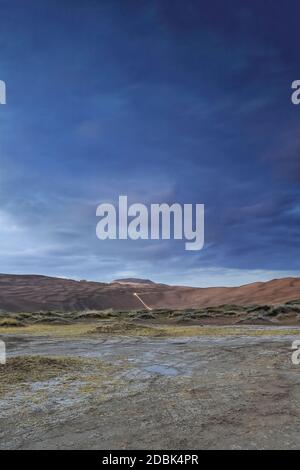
[0,274,300,312]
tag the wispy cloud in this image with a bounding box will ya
[0,0,299,285]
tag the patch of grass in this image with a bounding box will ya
[87,321,166,336]
[0,356,83,396]
[0,318,25,327]
[0,322,100,336]
[0,355,124,399]
[155,325,300,337]
[74,309,116,320]
[1,318,299,338]
[1,301,300,332]
[84,322,300,338]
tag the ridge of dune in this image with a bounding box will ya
[0,273,299,312]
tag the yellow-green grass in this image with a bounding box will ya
[156,325,300,337]
[0,321,300,337]
[0,356,81,396]
[0,355,124,397]
[0,322,99,336]
[0,317,25,327]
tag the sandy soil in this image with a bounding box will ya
[1,326,300,449]
[1,273,300,312]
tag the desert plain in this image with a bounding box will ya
[1,276,300,449]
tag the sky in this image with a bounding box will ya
[0,0,300,287]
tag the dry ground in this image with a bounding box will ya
[1,320,300,449]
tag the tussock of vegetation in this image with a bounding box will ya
[1,299,300,336]
[87,321,165,336]
[0,323,100,336]
[156,326,300,337]
[88,324,300,338]
[0,356,130,399]
[0,318,25,327]
[0,320,299,338]
[0,356,82,396]
[286,299,300,305]
[74,310,115,319]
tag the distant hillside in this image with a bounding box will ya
[113,278,156,285]
[0,274,299,312]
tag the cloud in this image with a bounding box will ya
[0,210,24,233]
[0,1,299,285]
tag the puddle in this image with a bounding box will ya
[143,364,180,376]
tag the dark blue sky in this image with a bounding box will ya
[0,0,300,286]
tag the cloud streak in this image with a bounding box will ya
[0,0,300,285]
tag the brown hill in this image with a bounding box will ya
[112,278,156,285]
[0,274,299,313]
